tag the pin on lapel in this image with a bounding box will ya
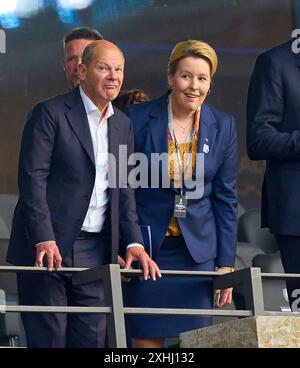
[203,138,209,153]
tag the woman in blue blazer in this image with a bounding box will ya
[123,40,238,348]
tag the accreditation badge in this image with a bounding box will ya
[174,195,187,218]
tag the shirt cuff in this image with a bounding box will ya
[126,243,144,249]
[35,240,56,248]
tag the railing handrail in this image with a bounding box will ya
[3,265,300,279]
[1,265,299,347]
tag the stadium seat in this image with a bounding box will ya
[0,194,18,233]
[252,253,289,312]
[0,238,26,347]
[238,208,278,254]
[0,217,9,239]
[238,203,246,219]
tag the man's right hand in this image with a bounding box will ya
[125,246,161,281]
[35,241,62,271]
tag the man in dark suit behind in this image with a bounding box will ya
[62,27,103,89]
[7,40,160,348]
[247,37,300,309]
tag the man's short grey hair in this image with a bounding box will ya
[81,42,97,65]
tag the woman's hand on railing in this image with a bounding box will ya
[215,288,233,308]
[214,266,234,308]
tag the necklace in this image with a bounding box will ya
[174,119,192,133]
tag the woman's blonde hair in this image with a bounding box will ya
[168,40,218,77]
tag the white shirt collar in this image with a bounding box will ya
[79,85,114,120]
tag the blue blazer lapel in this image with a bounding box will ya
[198,104,217,155]
[148,95,169,155]
[147,96,217,156]
[65,88,95,167]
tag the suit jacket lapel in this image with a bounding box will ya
[147,96,217,156]
[148,94,169,155]
[107,113,119,223]
[65,88,95,167]
[147,96,217,191]
[107,113,119,158]
[197,104,217,155]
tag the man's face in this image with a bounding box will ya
[79,43,124,110]
[63,39,94,88]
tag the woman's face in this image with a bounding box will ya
[168,56,211,114]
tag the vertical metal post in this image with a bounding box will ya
[0,29,6,54]
[0,289,5,313]
[102,264,127,348]
[242,267,265,315]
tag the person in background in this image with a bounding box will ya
[62,26,103,89]
[247,38,300,309]
[123,39,237,348]
[113,89,149,111]
[7,40,160,348]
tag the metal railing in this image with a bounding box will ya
[1,265,300,347]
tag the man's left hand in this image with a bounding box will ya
[125,247,161,281]
[118,255,131,283]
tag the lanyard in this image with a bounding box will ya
[168,96,197,196]
[172,131,193,196]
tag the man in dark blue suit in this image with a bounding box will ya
[7,40,160,347]
[247,38,300,309]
